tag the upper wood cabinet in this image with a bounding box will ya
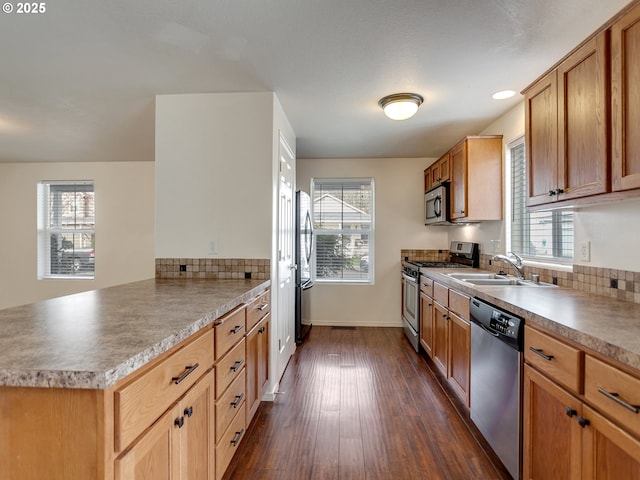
[612,2,640,191]
[450,135,503,222]
[525,31,610,206]
[424,152,450,192]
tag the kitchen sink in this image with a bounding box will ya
[446,273,502,280]
[446,272,557,287]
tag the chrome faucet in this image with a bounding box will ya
[492,252,525,279]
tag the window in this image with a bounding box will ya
[311,178,374,283]
[37,181,95,279]
[507,138,573,262]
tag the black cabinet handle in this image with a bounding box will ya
[549,190,556,196]
[184,406,193,418]
[174,416,184,428]
[171,363,200,384]
[231,393,244,408]
[565,406,577,418]
[231,429,245,447]
[597,388,640,414]
[231,325,243,334]
[556,188,564,195]
[577,416,590,428]
[529,347,554,361]
[230,360,244,372]
[258,327,266,334]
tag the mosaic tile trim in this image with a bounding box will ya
[156,258,270,280]
[403,250,640,305]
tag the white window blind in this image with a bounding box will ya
[311,178,374,283]
[509,140,574,261]
[37,181,95,279]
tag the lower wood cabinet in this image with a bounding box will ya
[419,291,434,357]
[115,368,215,480]
[246,313,270,424]
[447,311,470,406]
[427,281,471,408]
[523,326,640,480]
[432,301,449,377]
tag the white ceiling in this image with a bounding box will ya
[0,0,633,162]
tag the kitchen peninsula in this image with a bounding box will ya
[0,278,270,480]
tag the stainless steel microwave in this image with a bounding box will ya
[424,184,449,225]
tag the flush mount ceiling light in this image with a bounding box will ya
[492,90,516,100]
[378,93,424,120]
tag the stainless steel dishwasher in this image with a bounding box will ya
[469,297,524,480]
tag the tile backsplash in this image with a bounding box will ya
[156,258,270,280]
[402,249,640,304]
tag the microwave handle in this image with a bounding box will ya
[434,196,442,217]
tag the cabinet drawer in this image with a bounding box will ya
[585,355,640,438]
[433,282,448,307]
[420,276,433,296]
[215,369,246,443]
[524,326,582,393]
[215,305,246,360]
[216,403,247,480]
[448,289,469,319]
[115,328,214,451]
[216,339,246,397]
[246,290,270,332]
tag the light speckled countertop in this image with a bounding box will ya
[421,268,640,372]
[0,278,269,389]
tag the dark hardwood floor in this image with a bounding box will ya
[223,326,512,480]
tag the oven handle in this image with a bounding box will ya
[402,273,418,284]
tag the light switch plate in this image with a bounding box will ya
[208,239,218,254]
[580,241,590,262]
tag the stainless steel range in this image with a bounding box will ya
[401,241,479,352]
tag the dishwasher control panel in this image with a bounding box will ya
[470,298,524,351]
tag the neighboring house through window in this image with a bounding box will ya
[37,181,95,279]
[507,137,574,263]
[311,178,374,283]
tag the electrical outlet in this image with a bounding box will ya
[208,239,218,254]
[580,241,590,262]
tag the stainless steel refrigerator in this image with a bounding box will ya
[295,190,314,344]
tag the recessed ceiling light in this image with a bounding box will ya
[378,93,424,120]
[492,90,516,100]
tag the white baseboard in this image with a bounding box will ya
[310,319,403,328]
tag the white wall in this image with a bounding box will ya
[0,162,155,309]
[297,156,446,327]
[155,92,275,259]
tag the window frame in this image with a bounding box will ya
[37,180,96,280]
[310,177,375,285]
[506,136,574,267]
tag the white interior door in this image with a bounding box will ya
[276,133,296,381]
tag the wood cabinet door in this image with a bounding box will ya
[581,405,640,480]
[525,70,559,206]
[246,314,270,424]
[180,369,215,480]
[612,2,640,191]
[432,302,449,377]
[424,166,433,192]
[523,365,582,480]
[419,292,434,357]
[557,31,610,200]
[257,315,270,397]
[447,312,470,407]
[450,140,467,220]
[438,152,451,184]
[245,321,260,422]
[115,406,180,480]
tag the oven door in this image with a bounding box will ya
[402,273,419,332]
